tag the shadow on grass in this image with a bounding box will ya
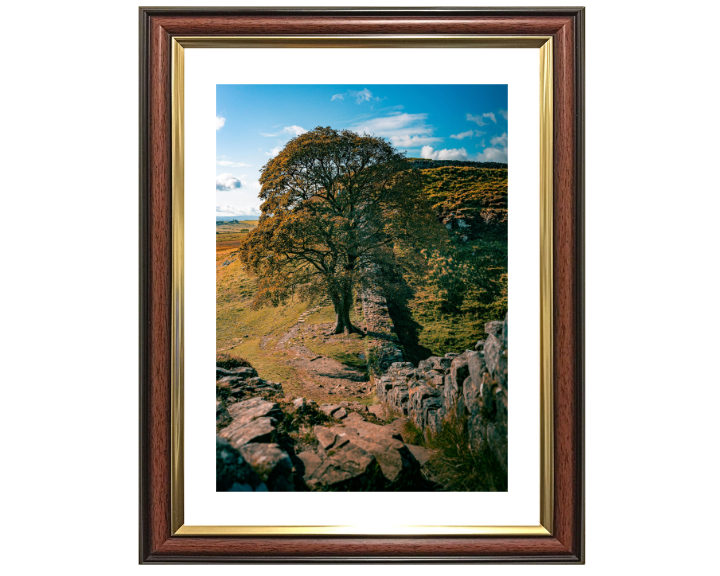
[383,274,433,366]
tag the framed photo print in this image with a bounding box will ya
[139,6,584,563]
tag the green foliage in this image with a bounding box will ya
[426,413,507,492]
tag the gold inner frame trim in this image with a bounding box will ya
[170,35,554,537]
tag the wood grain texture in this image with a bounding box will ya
[139,7,584,564]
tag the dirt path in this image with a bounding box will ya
[272,307,373,402]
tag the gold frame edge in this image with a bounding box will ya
[169,35,554,538]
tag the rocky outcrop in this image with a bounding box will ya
[216,366,296,491]
[302,417,420,490]
[216,364,431,491]
[374,315,509,472]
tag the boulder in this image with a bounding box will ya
[219,417,277,449]
[297,450,322,480]
[382,417,412,443]
[406,444,432,467]
[216,400,231,428]
[305,442,383,491]
[316,421,419,486]
[216,437,261,491]
[216,366,257,380]
[368,404,387,420]
[314,426,338,450]
[239,443,294,491]
[343,411,366,425]
[227,397,283,426]
[319,404,341,417]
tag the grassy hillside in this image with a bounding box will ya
[387,165,508,362]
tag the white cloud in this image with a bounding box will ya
[490,133,508,147]
[265,145,283,157]
[475,145,508,163]
[261,125,308,138]
[499,109,508,120]
[216,116,226,130]
[281,125,307,137]
[352,112,441,149]
[351,88,373,103]
[217,159,252,168]
[450,130,474,140]
[216,173,242,191]
[331,88,379,104]
[216,204,261,218]
[466,112,497,126]
[420,146,470,161]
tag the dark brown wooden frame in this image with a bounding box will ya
[139,6,584,564]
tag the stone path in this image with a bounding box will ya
[272,302,372,402]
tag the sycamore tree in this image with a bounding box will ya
[238,126,441,334]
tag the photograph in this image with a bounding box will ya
[214,84,509,492]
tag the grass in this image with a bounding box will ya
[426,413,507,492]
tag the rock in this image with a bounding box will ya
[314,426,337,450]
[227,397,283,426]
[320,404,341,416]
[463,352,486,415]
[305,442,383,491]
[334,407,348,419]
[406,444,432,467]
[382,417,411,442]
[216,437,261,491]
[313,421,419,487]
[446,355,471,416]
[418,359,433,371]
[501,313,508,349]
[216,400,231,428]
[216,366,257,380]
[239,443,294,491]
[483,334,503,382]
[485,321,504,337]
[219,417,277,449]
[344,411,366,425]
[292,397,307,411]
[431,356,453,371]
[297,450,322,479]
[474,339,485,351]
[368,404,387,420]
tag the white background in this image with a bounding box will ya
[2,0,719,572]
[184,47,539,527]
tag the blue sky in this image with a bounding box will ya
[216,84,508,218]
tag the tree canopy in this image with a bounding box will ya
[238,126,441,334]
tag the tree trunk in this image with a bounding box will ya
[329,285,358,334]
